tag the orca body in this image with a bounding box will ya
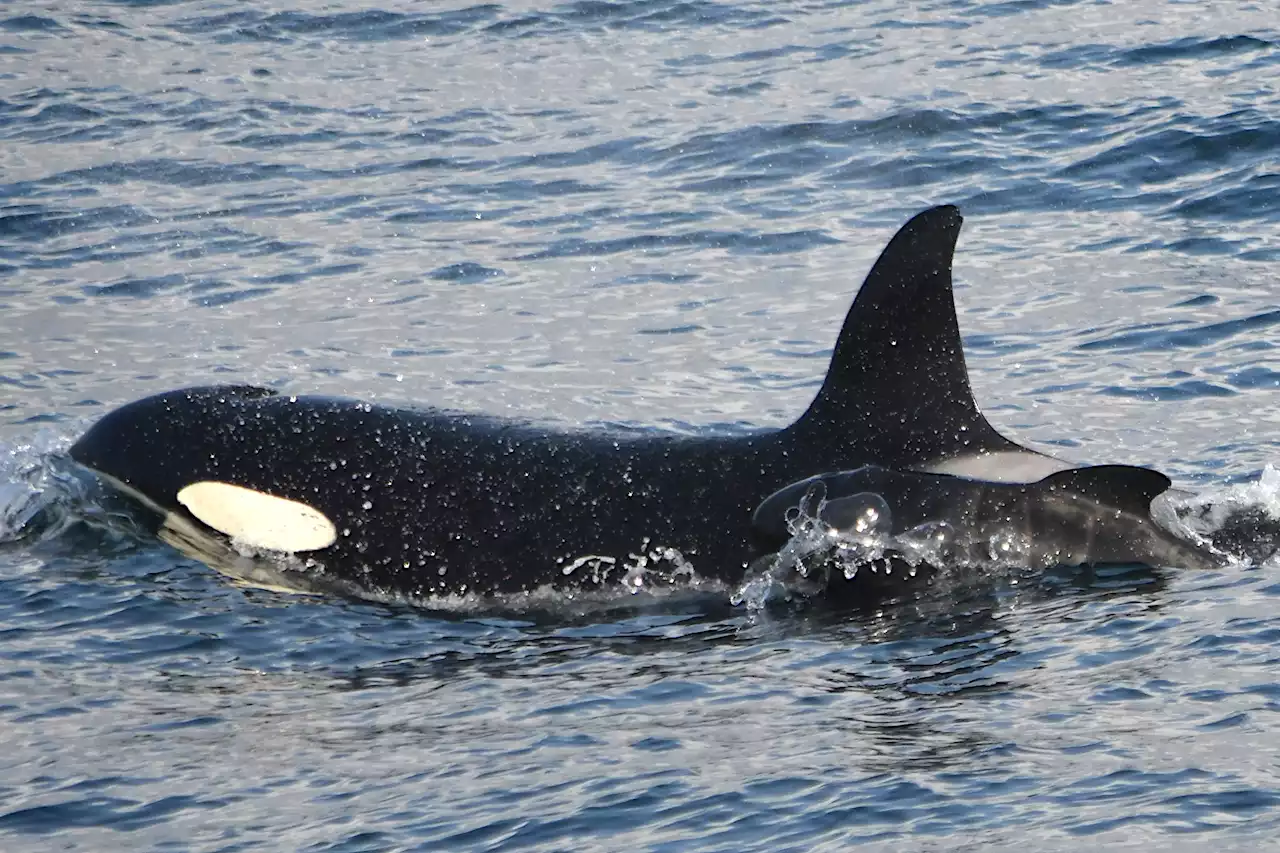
[68,205,1200,603]
[752,465,1223,591]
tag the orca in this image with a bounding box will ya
[67,205,1203,604]
[751,465,1222,600]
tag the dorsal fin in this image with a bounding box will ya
[786,205,1019,467]
[1038,465,1172,514]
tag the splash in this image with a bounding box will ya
[395,540,715,616]
[558,536,698,593]
[0,429,83,546]
[1160,464,1280,566]
[329,548,726,620]
[732,483,908,610]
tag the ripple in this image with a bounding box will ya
[1121,34,1277,67]
[1077,309,1280,353]
[0,792,222,834]
[429,262,504,283]
[173,6,503,44]
[1057,110,1279,188]
[0,15,66,33]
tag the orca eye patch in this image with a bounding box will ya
[176,482,337,552]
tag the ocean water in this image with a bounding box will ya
[1,0,1279,849]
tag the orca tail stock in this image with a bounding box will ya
[784,204,1068,481]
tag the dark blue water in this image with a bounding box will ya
[2,1,1279,849]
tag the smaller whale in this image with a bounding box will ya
[751,464,1224,601]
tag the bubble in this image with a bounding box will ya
[898,520,956,566]
[986,528,1033,564]
[820,492,892,537]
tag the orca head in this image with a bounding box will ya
[69,385,340,555]
[784,205,1069,483]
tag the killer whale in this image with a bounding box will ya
[68,205,1199,603]
[751,465,1222,597]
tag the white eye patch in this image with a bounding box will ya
[177,481,337,553]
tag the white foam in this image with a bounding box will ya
[1156,463,1280,566]
[0,481,40,544]
[0,429,77,545]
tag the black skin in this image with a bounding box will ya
[69,205,1057,601]
[71,387,815,596]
